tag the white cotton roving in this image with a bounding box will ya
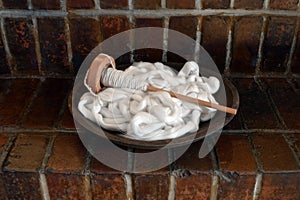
[78,61,220,141]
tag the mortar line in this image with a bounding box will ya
[230,0,235,9]
[195,0,202,9]
[0,0,3,9]
[27,0,33,9]
[128,0,135,63]
[124,173,134,200]
[255,16,268,74]
[39,173,50,200]
[282,134,300,167]
[210,174,219,200]
[84,174,93,200]
[94,0,100,9]
[0,134,17,170]
[0,17,14,74]
[60,0,67,11]
[161,0,166,9]
[32,17,44,75]
[194,16,202,63]
[225,17,234,74]
[252,173,263,200]
[64,17,74,74]
[263,0,270,9]
[248,134,263,171]
[168,175,176,200]
[162,17,169,62]
[40,135,56,170]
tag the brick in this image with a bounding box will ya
[216,135,256,173]
[38,18,70,74]
[46,174,87,199]
[100,16,130,40]
[91,175,127,199]
[234,78,281,129]
[136,18,163,28]
[293,134,300,161]
[134,175,169,200]
[231,17,262,74]
[169,17,198,40]
[59,105,75,129]
[292,30,300,73]
[202,16,229,73]
[5,18,38,74]
[70,17,101,71]
[2,0,27,9]
[0,174,8,199]
[175,174,211,199]
[260,173,300,199]
[100,0,128,9]
[3,134,48,172]
[67,0,95,9]
[269,0,299,10]
[167,0,195,9]
[3,172,41,199]
[265,78,300,130]
[223,112,243,130]
[32,0,60,9]
[234,0,264,9]
[47,135,86,173]
[0,134,8,154]
[0,79,39,126]
[252,134,299,171]
[262,17,296,72]
[91,158,122,175]
[202,0,230,9]
[0,26,9,74]
[175,141,213,172]
[134,0,161,9]
[218,175,256,200]
[22,79,70,128]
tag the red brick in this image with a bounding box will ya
[234,0,264,9]
[91,175,127,199]
[46,174,88,199]
[293,134,300,161]
[0,79,40,126]
[218,175,256,200]
[67,0,95,9]
[4,134,48,172]
[292,29,300,73]
[260,173,300,199]
[5,18,38,74]
[262,17,296,72]
[100,0,128,9]
[175,141,213,172]
[59,105,75,129]
[169,17,198,40]
[69,17,101,71]
[269,0,299,10]
[217,135,256,173]
[38,18,70,74]
[252,134,299,171]
[265,78,300,130]
[47,135,86,173]
[100,16,130,40]
[175,173,211,199]
[202,0,230,9]
[2,0,27,9]
[167,0,195,9]
[90,158,122,175]
[134,175,169,200]
[3,172,41,199]
[0,134,8,154]
[202,16,229,73]
[32,0,60,9]
[0,26,9,74]
[231,17,262,74]
[22,79,70,128]
[0,174,8,199]
[234,78,281,129]
[134,0,161,9]
[136,18,163,28]
[223,113,243,130]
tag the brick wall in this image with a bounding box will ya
[0,0,299,77]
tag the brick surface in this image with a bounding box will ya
[252,134,299,171]
[262,17,296,72]
[234,78,282,129]
[134,175,169,200]
[174,141,213,172]
[59,105,75,129]
[3,134,48,172]
[175,174,211,199]
[0,79,39,126]
[134,0,161,9]
[234,0,264,9]
[5,18,38,74]
[22,79,70,128]
[265,78,300,130]
[67,0,95,9]
[202,0,230,9]
[38,18,70,74]
[231,17,262,74]
[169,17,198,40]
[167,0,195,9]
[100,0,128,9]
[218,175,255,200]
[91,175,127,199]
[0,26,9,74]
[216,135,256,173]
[32,0,60,9]
[223,112,243,130]
[269,0,299,10]
[47,135,86,173]
[3,172,41,199]
[100,16,130,40]
[2,0,27,9]
[260,173,300,199]
[0,134,8,154]
[0,174,8,199]
[91,158,122,175]
[202,16,229,73]
[46,174,88,199]
[69,17,101,71]
[292,30,300,73]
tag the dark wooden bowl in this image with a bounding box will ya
[69,65,239,149]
